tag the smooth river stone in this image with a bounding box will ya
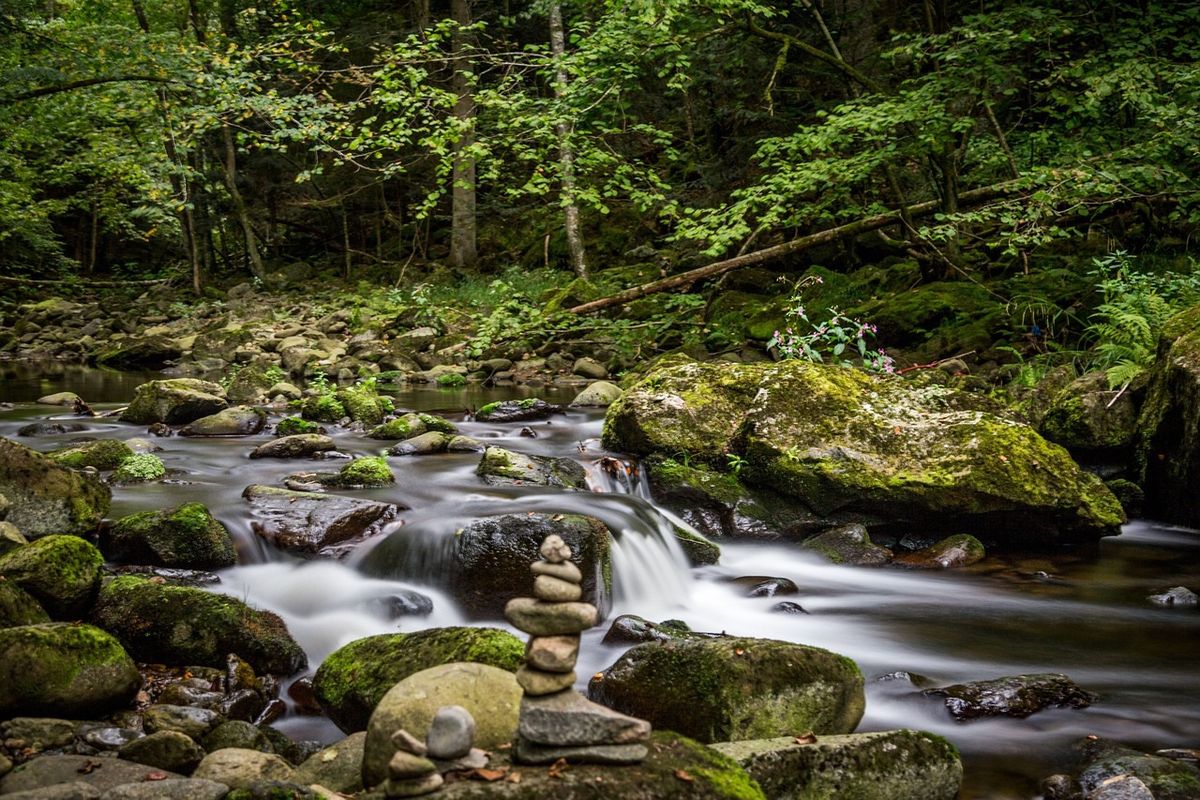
[505,598,598,636]
[530,559,582,583]
[525,635,580,673]
[518,689,652,746]
[539,534,572,564]
[384,772,443,797]
[512,739,648,766]
[516,666,577,696]
[533,574,582,602]
[387,750,437,779]
[424,705,475,760]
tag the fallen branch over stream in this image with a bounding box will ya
[0,275,173,289]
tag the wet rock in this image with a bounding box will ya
[369,412,455,440]
[37,391,83,406]
[362,663,521,787]
[1148,586,1199,607]
[474,398,560,423]
[91,575,306,675]
[569,381,623,407]
[0,438,110,538]
[923,673,1096,720]
[95,336,184,370]
[143,704,222,739]
[80,726,143,751]
[0,534,103,617]
[313,627,523,733]
[241,484,399,556]
[0,754,182,795]
[771,601,809,614]
[119,730,206,774]
[893,534,986,570]
[47,438,134,470]
[518,689,651,750]
[105,565,221,587]
[0,579,49,627]
[388,431,453,456]
[1040,371,1139,453]
[249,434,335,459]
[476,446,587,489]
[1076,737,1200,800]
[588,636,864,744]
[711,729,962,800]
[730,576,800,597]
[0,623,140,718]
[363,590,435,619]
[16,422,87,436]
[447,434,485,452]
[2,717,77,749]
[291,732,366,794]
[803,524,893,566]
[120,379,228,425]
[103,778,230,800]
[601,615,706,646]
[103,503,236,570]
[284,456,395,490]
[179,406,267,437]
[604,360,1125,543]
[201,720,273,753]
[192,748,295,790]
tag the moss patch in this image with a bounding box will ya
[276,417,321,436]
[104,502,236,569]
[0,534,104,618]
[0,437,111,538]
[48,439,134,470]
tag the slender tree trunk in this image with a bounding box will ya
[413,0,430,31]
[88,199,98,275]
[548,2,587,278]
[449,0,477,270]
[221,125,266,281]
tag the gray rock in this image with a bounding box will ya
[893,534,985,570]
[191,748,295,790]
[103,778,230,800]
[388,750,438,779]
[474,399,560,423]
[16,422,87,437]
[2,717,76,749]
[242,484,400,556]
[1148,586,1199,607]
[512,740,648,765]
[505,598,598,636]
[1088,775,1155,800]
[120,379,228,425]
[0,438,110,539]
[249,434,335,459]
[533,575,581,602]
[119,730,207,773]
[2,782,100,799]
[803,524,893,566]
[0,578,49,627]
[476,446,587,489]
[1077,736,1200,799]
[711,729,962,800]
[388,431,452,456]
[0,755,181,794]
[519,689,650,747]
[516,666,576,696]
[179,406,267,437]
[143,705,222,739]
[202,720,273,754]
[525,635,580,673]
[80,726,143,751]
[424,705,475,760]
[0,623,139,718]
[572,358,608,380]
[569,381,622,407]
[37,392,82,406]
[446,435,485,453]
[291,732,366,794]
[924,673,1096,720]
[383,771,443,797]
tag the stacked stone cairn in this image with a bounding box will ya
[505,534,652,764]
[384,705,487,797]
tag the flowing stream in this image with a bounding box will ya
[2,366,1198,799]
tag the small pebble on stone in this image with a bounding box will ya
[424,705,475,760]
[539,534,572,564]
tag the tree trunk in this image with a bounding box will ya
[549,1,586,278]
[221,125,266,281]
[449,0,477,270]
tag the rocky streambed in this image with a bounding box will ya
[0,361,1197,799]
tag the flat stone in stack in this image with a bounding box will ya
[507,534,651,765]
[383,729,442,797]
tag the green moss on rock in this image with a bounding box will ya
[588,636,865,743]
[368,413,425,440]
[90,576,306,675]
[0,622,140,717]
[104,502,236,569]
[336,383,393,425]
[111,453,166,484]
[337,457,395,488]
[276,417,321,436]
[0,579,50,628]
[313,627,524,732]
[48,439,134,470]
[0,437,111,538]
[0,534,104,618]
[120,379,229,425]
[301,393,347,424]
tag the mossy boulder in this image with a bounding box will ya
[225,367,279,405]
[605,361,1124,545]
[95,336,184,370]
[705,290,789,345]
[475,398,560,423]
[802,524,893,566]
[337,384,393,426]
[110,453,166,484]
[0,534,104,618]
[0,437,110,538]
[1039,371,1139,453]
[103,503,236,569]
[285,457,396,490]
[588,637,864,744]
[0,623,140,717]
[313,627,524,733]
[249,434,335,459]
[47,439,134,470]
[90,576,306,675]
[301,393,347,423]
[1137,303,1200,526]
[711,729,962,800]
[434,732,766,800]
[0,579,50,628]
[361,513,611,618]
[362,662,523,787]
[275,417,321,436]
[180,406,268,437]
[120,379,229,425]
[192,326,254,364]
[1075,737,1200,800]
[242,484,399,555]
[476,446,588,489]
[850,280,1003,361]
[368,412,456,440]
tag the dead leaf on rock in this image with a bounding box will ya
[547,758,569,779]
[507,772,522,784]
[675,769,695,782]
[77,760,102,774]
[793,732,817,744]
[143,772,168,781]
[470,767,508,782]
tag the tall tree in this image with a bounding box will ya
[449,0,477,269]
[548,1,586,278]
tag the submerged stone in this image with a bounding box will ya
[248,434,335,459]
[892,534,985,570]
[923,672,1096,720]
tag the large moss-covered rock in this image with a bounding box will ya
[588,637,864,744]
[605,361,1124,545]
[103,503,236,569]
[313,627,524,733]
[0,437,110,538]
[475,398,560,423]
[0,534,104,618]
[336,384,393,426]
[120,379,229,425]
[359,513,611,618]
[1074,737,1200,800]
[362,663,522,788]
[179,406,268,437]
[434,732,765,800]
[476,446,588,489]
[1039,371,1139,453]
[1137,304,1200,526]
[286,457,395,490]
[47,439,134,470]
[249,434,334,459]
[711,729,962,800]
[242,484,399,556]
[90,576,306,675]
[0,623,140,717]
[0,580,50,628]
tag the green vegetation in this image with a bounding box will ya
[110,453,166,484]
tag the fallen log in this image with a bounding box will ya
[0,275,173,288]
[567,181,1024,315]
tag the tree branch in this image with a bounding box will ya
[3,75,176,104]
